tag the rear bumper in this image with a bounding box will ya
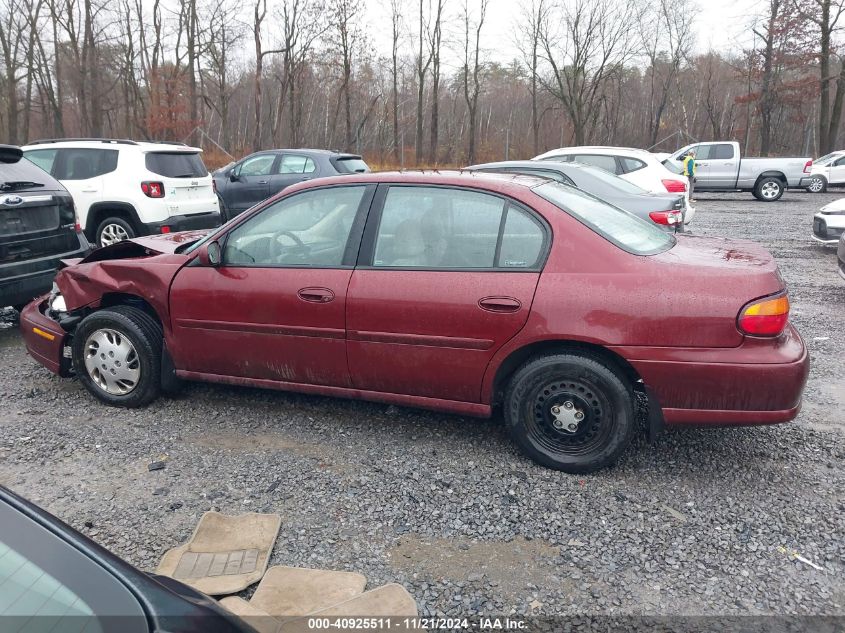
[20,298,70,376]
[0,237,91,307]
[142,211,221,235]
[614,324,809,426]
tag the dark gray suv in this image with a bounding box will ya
[213,149,369,220]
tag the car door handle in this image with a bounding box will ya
[81,188,97,193]
[478,296,521,313]
[257,180,269,184]
[298,287,335,303]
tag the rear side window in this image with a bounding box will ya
[332,157,369,174]
[23,149,58,174]
[54,149,118,180]
[619,157,646,173]
[372,186,545,270]
[534,181,675,256]
[145,152,208,178]
[573,154,619,174]
[277,155,317,174]
[710,144,735,160]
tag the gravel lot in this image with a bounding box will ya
[1,190,843,619]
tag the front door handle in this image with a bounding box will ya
[258,180,269,185]
[478,296,521,313]
[298,287,335,303]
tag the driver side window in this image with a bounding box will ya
[237,154,276,177]
[223,186,365,267]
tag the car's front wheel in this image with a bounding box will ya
[806,175,827,194]
[72,306,162,407]
[504,353,635,473]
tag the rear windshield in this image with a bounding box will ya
[534,181,675,255]
[333,157,369,174]
[576,164,648,195]
[3,157,62,190]
[145,152,208,178]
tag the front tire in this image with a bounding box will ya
[753,176,784,201]
[72,306,162,407]
[504,353,635,473]
[96,217,136,247]
[806,175,827,194]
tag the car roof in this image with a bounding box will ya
[21,139,203,153]
[288,169,550,192]
[469,160,594,172]
[240,148,362,158]
[542,146,653,157]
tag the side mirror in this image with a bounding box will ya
[198,241,222,267]
[229,170,239,182]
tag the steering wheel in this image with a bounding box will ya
[276,230,305,247]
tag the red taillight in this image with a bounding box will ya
[737,294,790,337]
[803,160,812,174]
[648,210,682,226]
[75,222,82,233]
[662,179,687,193]
[160,226,171,234]
[141,181,165,198]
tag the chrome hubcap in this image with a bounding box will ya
[83,329,141,395]
[550,400,585,434]
[761,181,780,199]
[100,223,130,246]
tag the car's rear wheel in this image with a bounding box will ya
[504,353,635,473]
[72,306,162,407]
[753,177,784,201]
[96,217,136,247]
[806,175,827,194]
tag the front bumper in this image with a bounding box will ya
[20,297,70,376]
[812,214,845,244]
[143,211,222,235]
[611,323,810,426]
[0,238,91,308]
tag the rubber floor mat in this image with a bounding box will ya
[157,511,281,595]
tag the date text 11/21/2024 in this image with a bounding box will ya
[306,617,526,630]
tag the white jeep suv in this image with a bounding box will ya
[21,139,220,247]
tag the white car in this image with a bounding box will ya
[533,146,696,224]
[812,197,845,244]
[803,150,845,193]
[22,139,220,247]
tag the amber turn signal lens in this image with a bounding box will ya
[737,295,790,337]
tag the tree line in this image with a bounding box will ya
[0,0,841,168]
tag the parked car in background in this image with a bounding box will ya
[0,485,254,633]
[0,144,89,310]
[662,141,812,201]
[812,197,845,244]
[838,234,845,282]
[466,160,691,231]
[22,139,220,248]
[21,171,808,473]
[213,149,369,221]
[532,146,693,210]
[803,150,845,193]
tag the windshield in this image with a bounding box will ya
[575,164,649,195]
[814,152,842,166]
[145,152,209,178]
[533,181,675,255]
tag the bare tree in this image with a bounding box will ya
[414,0,432,163]
[427,0,444,162]
[462,0,487,164]
[516,0,550,155]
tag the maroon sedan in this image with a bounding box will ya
[20,172,809,473]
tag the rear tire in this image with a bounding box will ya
[806,175,827,194]
[96,216,136,247]
[72,306,162,408]
[753,176,784,201]
[504,353,635,473]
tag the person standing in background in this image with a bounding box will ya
[683,149,696,202]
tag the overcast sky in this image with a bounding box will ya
[363,0,761,68]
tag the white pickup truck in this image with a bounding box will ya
[662,141,812,202]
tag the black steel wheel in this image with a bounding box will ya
[504,353,635,473]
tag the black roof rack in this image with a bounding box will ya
[27,138,139,146]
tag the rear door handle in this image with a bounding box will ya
[478,296,521,313]
[258,180,269,184]
[298,287,335,303]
